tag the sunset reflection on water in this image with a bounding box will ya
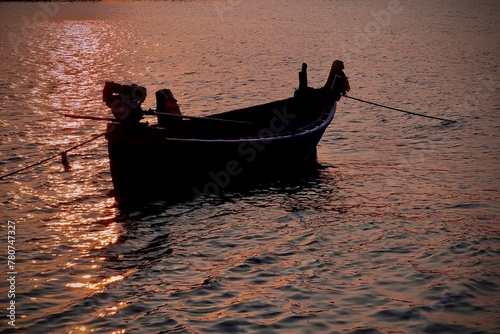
[66,273,126,291]
[0,0,499,333]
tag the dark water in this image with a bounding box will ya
[0,0,499,333]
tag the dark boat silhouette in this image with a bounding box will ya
[104,64,339,198]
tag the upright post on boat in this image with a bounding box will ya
[299,63,308,89]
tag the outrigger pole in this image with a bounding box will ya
[63,112,255,125]
[148,111,255,125]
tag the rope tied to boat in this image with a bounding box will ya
[0,132,106,180]
[345,95,456,123]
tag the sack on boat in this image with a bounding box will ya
[156,89,181,126]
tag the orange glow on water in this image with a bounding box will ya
[1,1,498,333]
[96,302,129,318]
[67,273,128,292]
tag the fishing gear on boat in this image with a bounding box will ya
[0,132,105,180]
[101,82,254,126]
[345,95,456,123]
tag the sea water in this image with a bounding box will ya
[0,0,499,333]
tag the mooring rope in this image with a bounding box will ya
[345,95,456,123]
[0,132,106,180]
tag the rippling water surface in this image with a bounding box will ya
[0,1,499,333]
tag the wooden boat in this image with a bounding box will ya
[104,64,339,198]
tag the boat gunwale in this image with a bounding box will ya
[106,102,336,145]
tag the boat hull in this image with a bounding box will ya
[106,89,336,198]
